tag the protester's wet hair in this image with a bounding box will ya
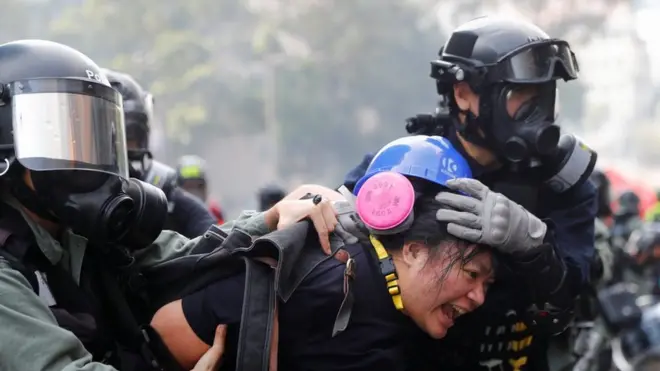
[378,180,492,284]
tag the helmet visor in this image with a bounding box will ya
[10,78,129,178]
[496,41,579,83]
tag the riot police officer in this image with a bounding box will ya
[176,154,225,224]
[612,191,643,249]
[345,16,598,371]
[102,68,216,238]
[0,39,330,370]
[624,221,660,294]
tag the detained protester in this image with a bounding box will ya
[343,16,598,371]
[103,68,216,238]
[176,154,225,224]
[0,39,341,371]
[151,136,496,371]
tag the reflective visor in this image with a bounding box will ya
[496,41,579,83]
[10,78,129,178]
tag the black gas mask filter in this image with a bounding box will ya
[12,169,167,250]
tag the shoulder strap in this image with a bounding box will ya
[95,254,181,371]
[236,257,277,371]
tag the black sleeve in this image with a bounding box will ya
[169,187,217,238]
[512,239,582,335]
[181,271,245,369]
[342,153,374,192]
[507,181,598,335]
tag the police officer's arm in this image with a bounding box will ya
[169,187,218,238]
[515,181,598,334]
[0,265,118,371]
[132,210,272,268]
[133,199,339,268]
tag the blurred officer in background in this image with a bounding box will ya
[176,154,225,224]
[102,68,216,238]
[611,190,643,249]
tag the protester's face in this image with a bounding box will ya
[398,242,493,339]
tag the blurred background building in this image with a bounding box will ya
[2,0,659,217]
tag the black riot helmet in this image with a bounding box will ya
[102,68,154,179]
[0,40,166,248]
[431,16,580,164]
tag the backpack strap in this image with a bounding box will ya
[236,257,277,371]
[94,252,181,371]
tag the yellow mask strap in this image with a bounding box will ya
[369,235,404,311]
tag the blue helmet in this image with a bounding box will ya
[353,135,472,195]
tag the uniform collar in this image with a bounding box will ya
[2,193,88,284]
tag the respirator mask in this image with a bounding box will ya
[488,82,560,162]
[488,82,597,193]
[6,77,167,249]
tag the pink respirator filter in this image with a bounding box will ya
[356,171,415,231]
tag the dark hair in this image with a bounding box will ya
[378,183,492,283]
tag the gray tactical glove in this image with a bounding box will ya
[434,178,547,254]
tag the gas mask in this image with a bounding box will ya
[460,82,596,193]
[5,76,167,249]
[488,82,560,163]
[17,170,168,250]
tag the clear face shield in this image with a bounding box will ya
[10,78,129,179]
